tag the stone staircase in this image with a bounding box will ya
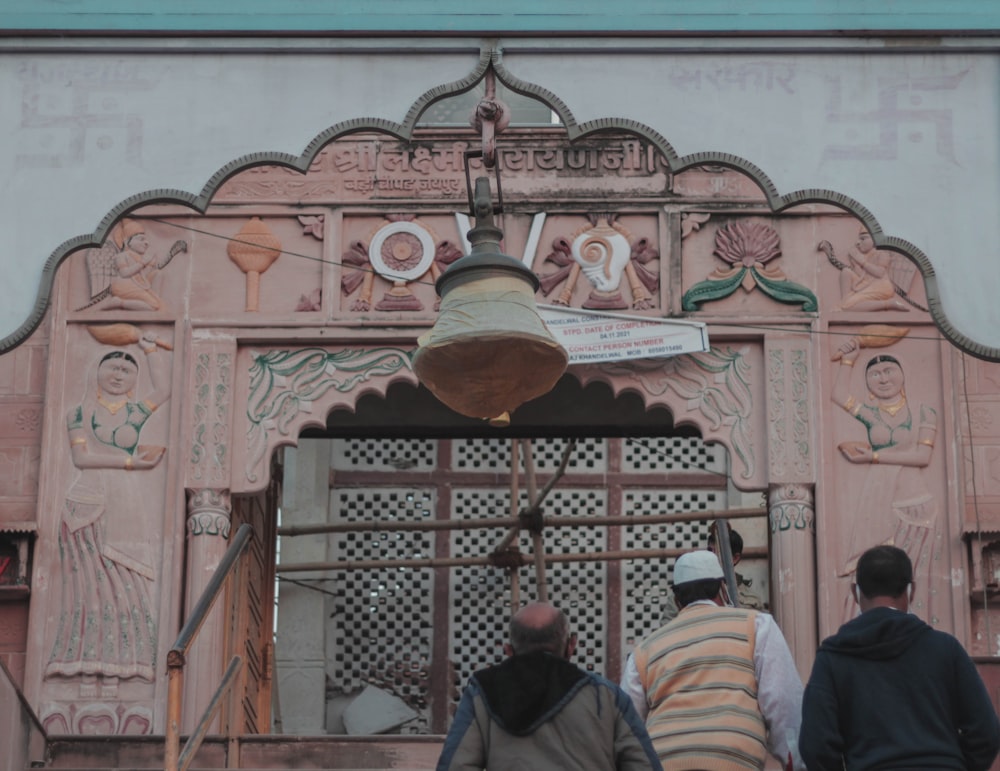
[38,735,444,770]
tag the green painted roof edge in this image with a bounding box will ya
[3,1,1000,34]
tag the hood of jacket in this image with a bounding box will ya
[820,606,931,661]
[472,651,589,736]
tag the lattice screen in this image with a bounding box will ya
[621,488,724,647]
[452,436,608,472]
[448,485,608,708]
[320,434,729,733]
[326,486,435,733]
[622,436,727,474]
[331,437,437,471]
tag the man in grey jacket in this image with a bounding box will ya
[436,601,662,770]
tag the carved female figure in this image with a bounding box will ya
[46,333,170,692]
[831,336,939,615]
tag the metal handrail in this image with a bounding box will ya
[176,655,243,771]
[165,522,254,771]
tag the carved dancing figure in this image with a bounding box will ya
[831,335,939,618]
[46,331,171,694]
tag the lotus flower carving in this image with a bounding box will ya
[714,221,782,269]
[682,218,817,312]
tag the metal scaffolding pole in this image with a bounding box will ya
[276,506,766,537]
[277,544,768,574]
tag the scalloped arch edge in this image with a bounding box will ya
[2,44,993,362]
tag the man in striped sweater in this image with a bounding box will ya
[621,550,805,770]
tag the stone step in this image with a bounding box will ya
[42,735,442,770]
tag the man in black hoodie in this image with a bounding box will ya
[436,601,662,770]
[801,545,1000,770]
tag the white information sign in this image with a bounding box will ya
[538,305,709,365]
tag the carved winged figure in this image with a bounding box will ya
[78,218,186,312]
[818,227,922,312]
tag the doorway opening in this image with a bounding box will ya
[267,377,768,735]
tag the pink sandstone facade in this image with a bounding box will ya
[1,66,999,762]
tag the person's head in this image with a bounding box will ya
[111,218,148,253]
[854,545,914,611]
[671,550,725,609]
[707,525,744,566]
[865,355,905,402]
[855,228,875,254]
[505,601,576,659]
[97,351,139,396]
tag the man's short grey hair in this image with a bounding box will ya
[509,607,570,655]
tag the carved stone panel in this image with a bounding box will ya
[35,323,175,734]
[187,214,324,319]
[681,214,818,314]
[531,213,661,312]
[66,218,187,317]
[818,323,954,635]
[234,345,418,492]
[765,337,814,484]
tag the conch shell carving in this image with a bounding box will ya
[570,221,631,293]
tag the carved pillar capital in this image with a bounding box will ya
[768,483,814,533]
[185,488,232,538]
[181,485,234,730]
[767,482,816,678]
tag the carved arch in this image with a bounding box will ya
[232,343,765,494]
[579,346,765,490]
[234,346,418,493]
[5,42,975,361]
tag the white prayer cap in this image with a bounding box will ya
[672,550,724,586]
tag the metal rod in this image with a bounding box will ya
[507,439,521,613]
[177,656,243,771]
[534,438,577,508]
[492,439,522,554]
[277,546,766,574]
[165,523,253,771]
[170,523,254,659]
[522,440,548,602]
[0,655,47,740]
[277,507,766,537]
[531,531,548,602]
[164,665,184,771]
[713,518,741,608]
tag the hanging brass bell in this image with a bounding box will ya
[413,177,568,422]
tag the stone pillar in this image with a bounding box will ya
[274,440,331,733]
[764,337,818,678]
[181,488,232,732]
[181,338,237,730]
[768,483,817,679]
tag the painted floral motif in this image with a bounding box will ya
[245,347,413,482]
